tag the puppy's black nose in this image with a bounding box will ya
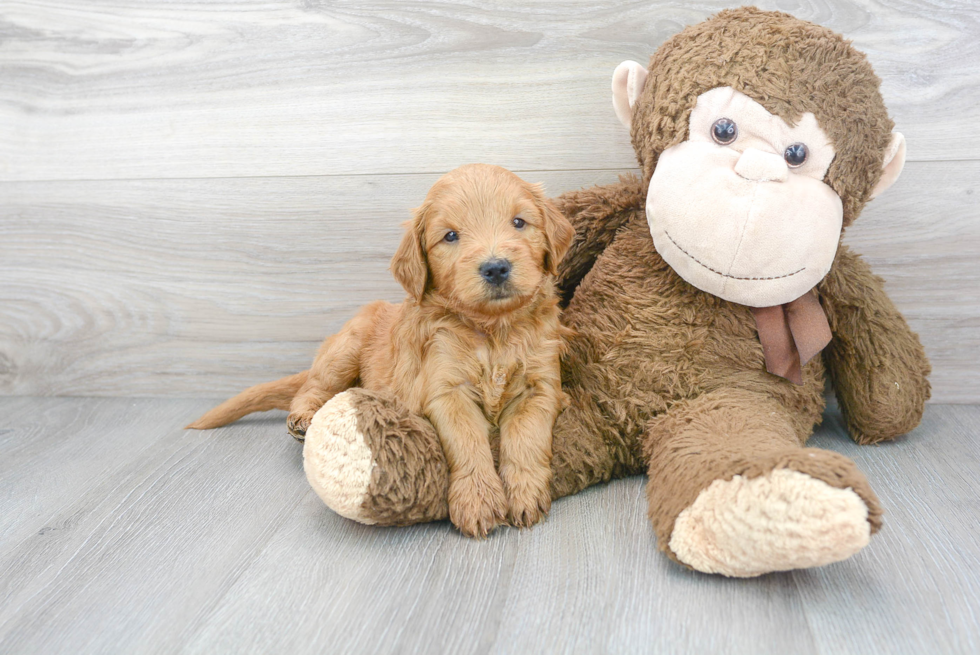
[479,259,511,286]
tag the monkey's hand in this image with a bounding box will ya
[819,246,931,444]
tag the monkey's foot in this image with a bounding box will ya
[303,389,449,526]
[668,468,872,577]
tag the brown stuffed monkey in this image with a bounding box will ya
[300,7,931,577]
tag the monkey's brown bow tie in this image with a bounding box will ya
[750,290,832,385]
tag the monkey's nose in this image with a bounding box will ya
[479,258,512,286]
[734,148,788,183]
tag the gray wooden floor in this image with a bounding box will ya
[3,0,979,403]
[0,396,977,655]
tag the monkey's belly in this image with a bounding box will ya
[560,215,825,446]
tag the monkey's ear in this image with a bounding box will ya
[870,132,906,199]
[527,182,574,276]
[612,60,649,129]
[390,203,430,301]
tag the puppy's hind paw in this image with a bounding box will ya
[287,411,314,441]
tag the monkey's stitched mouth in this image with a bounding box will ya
[663,230,805,281]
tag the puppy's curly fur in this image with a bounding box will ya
[189,164,574,538]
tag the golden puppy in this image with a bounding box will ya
[188,164,574,538]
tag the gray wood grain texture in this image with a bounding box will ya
[0,168,621,397]
[0,396,978,654]
[1,0,977,181]
[1,0,978,401]
[2,162,977,400]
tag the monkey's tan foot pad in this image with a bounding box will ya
[303,388,449,526]
[668,468,871,577]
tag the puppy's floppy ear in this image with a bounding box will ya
[527,182,574,276]
[391,202,430,301]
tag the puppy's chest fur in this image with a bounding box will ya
[472,339,522,421]
[408,298,564,425]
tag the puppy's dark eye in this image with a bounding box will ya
[784,143,808,168]
[443,231,459,243]
[711,118,738,145]
[512,217,526,229]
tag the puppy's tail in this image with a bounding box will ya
[186,370,309,430]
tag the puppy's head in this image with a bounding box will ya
[391,164,573,317]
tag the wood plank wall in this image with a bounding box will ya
[1,1,978,401]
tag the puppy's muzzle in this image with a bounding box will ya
[479,258,512,286]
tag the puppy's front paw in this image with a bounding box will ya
[502,465,552,529]
[287,411,314,441]
[449,474,507,539]
[507,489,551,529]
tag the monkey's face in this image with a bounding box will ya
[646,87,842,308]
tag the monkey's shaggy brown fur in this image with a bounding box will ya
[341,388,450,527]
[545,8,930,564]
[262,8,932,574]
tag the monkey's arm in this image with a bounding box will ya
[818,245,931,444]
[554,174,645,306]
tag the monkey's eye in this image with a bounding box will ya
[512,217,526,229]
[711,118,738,145]
[443,230,459,243]
[784,143,808,168]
